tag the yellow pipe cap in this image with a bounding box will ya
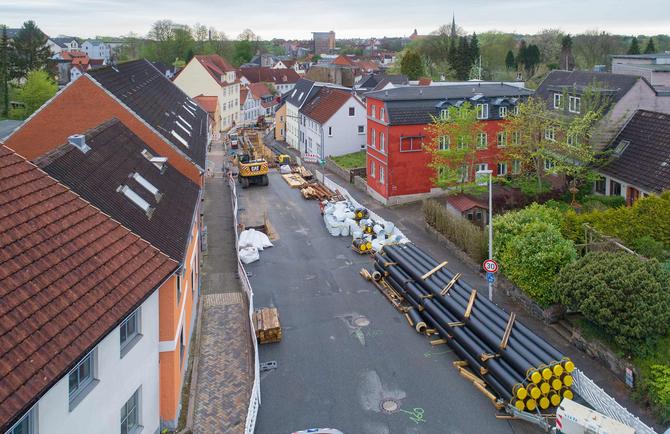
[528,385,541,400]
[525,398,537,411]
[514,399,525,411]
[515,386,528,400]
[562,375,573,387]
[553,364,564,377]
[550,393,562,407]
[530,371,542,384]
[540,382,551,395]
[563,359,575,373]
[542,368,553,380]
[562,389,574,400]
[552,378,563,390]
[539,397,550,410]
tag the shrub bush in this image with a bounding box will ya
[423,199,487,263]
[555,252,670,355]
[492,203,563,259]
[499,221,577,306]
[581,194,626,208]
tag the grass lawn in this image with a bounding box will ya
[330,150,366,169]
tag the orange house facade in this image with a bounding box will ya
[3,61,207,429]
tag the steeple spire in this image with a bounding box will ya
[451,13,457,39]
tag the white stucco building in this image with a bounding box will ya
[174,54,240,132]
[81,40,112,61]
[299,87,366,159]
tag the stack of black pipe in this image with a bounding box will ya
[374,243,575,412]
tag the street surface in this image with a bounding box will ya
[0,120,22,140]
[240,170,539,434]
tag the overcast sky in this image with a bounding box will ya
[3,0,668,39]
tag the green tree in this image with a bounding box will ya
[400,49,425,80]
[555,252,670,355]
[560,35,575,70]
[469,32,480,64]
[453,36,472,80]
[644,37,657,54]
[505,50,515,70]
[1,25,10,117]
[9,70,56,119]
[232,39,254,66]
[493,203,564,259]
[425,102,485,192]
[628,36,641,54]
[501,220,577,306]
[11,20,51,79]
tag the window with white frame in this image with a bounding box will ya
[370,160,376,178]
[438,135,450,150]
[69,350,96,408]
[179,329,185,367]
[176,273,182,305]
[544,159,555,170]
[358,125,365,134]
[497,162,508,176]
[120,309,141,357]
[328,126,333,137]
[553,93,563,109]
[457,136,467,149]
[499,107,508,118]
[512,131,520,145]
[569,96,581,113]
[440,108,449,120]
[497,131,506,147]
[380,107,385,121]
[477,132,488,149]
[512,159,522,174]
[380,132,385,150]
[476,103,489,119]
[400,136,424,152]
[370,105,376,119]
[544,127,556,141]
[458,164,469,182]
[379,166,385,184]
[120,388,140,434]
[348,107,355,116]
[6,407,37,434]
[476,163,488,172]
[513,105,519,115]
[371,130,376,147]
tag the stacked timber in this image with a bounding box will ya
[297,166,313,180]
[282,173,307,188]
[370,243,575,412]
[253,307,282,344]
[301,182,336,200]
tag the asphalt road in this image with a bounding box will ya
[0,120,22,140]
[241,170,540,434]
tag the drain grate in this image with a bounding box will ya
[380,399,399,414]
[353,316,370,327]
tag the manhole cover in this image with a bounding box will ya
[353,316,370,327]
[380,399,399,414]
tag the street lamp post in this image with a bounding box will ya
[477,169,494,301]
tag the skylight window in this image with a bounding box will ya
[171,130,189,148]
[177,115,192,129]
[614,140,630,155]
[118,185,154,218]
[150,156,168,171]
[132,172,159,197]
[176,120,191,136]
[182,104,196,117]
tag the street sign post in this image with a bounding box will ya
[483,259,499,273]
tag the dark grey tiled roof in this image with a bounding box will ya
[35,119,201,262]
[535,70,640,110]
[365,83,532,101]
[599,110,670,194]
[283,78,316,107]
[88,59,208,170]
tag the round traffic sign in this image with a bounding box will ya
[483,259,499,273]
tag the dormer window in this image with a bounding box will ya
[569,96,581,114]
[440,109,449,120]
[499,107,508,118]
[553,93,563,109]
[476,103,489,120]
[614,139,630,155]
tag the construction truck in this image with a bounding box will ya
[237,130,269,188]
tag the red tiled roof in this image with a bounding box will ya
[248,82,272,100]
[237,67,300,85]
[281,60,296,68]
[333,55,355,66]
[418,77,432,86]
[194,54,235,85]
[356,60,380,72]
[193,95,218,114]
[446,194,488,213]
[0,145,177,431]
[300,87,356,124]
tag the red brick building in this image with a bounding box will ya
[365,84,533,205]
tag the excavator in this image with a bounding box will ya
[236,133,269,188]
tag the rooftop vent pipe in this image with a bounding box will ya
[68,134,91,153]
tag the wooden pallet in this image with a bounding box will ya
[282,173,307,188]
[300,182,335,200]
[297,166,313,179]
[253,307,282,344]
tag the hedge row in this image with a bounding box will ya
[423,199,487,263]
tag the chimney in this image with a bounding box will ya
[68,134,90,153]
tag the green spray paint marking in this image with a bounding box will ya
[423,349,451,358]
[364,329,383,338]
[398,407,426,424]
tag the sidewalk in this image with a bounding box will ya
[269,136,661,430]
[190,139,252,434]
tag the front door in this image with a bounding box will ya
[626,186,640,206]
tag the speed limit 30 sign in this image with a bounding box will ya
[483,259,499,273]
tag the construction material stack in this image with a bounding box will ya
[368,243,575,414]
[254,307,282,344]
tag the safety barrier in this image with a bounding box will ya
[572,369,657,434]
[227,173,261,434]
